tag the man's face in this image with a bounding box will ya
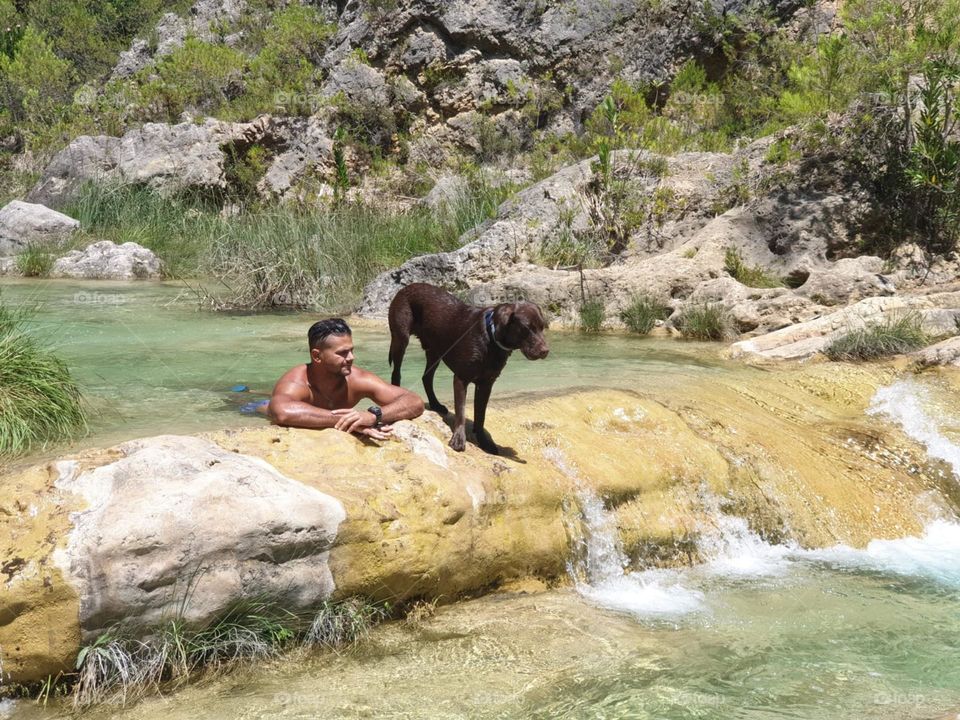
[312,333,355,376]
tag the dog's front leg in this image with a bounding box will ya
[472,381,499,454]
[449,375,468,451]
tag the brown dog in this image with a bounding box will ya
[388,283,549,454]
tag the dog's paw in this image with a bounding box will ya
[449,430,466,452]
[430,402,450,416]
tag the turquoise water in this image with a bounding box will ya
[0,279,726,454]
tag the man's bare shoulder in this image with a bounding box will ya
[272,364,311,398]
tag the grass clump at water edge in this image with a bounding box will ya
[620,294,672,334]
[0,303,86,457]
[579,298,606,332]
[70,595,389,708]
[824,313,930,361]
[66,178,515,311]
[674,303,734,341]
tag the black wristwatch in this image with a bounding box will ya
[367,405,383,427]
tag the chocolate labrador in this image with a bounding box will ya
[388,283,549,454]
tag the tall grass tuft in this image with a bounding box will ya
[64,179,513,310]
[0,303,86,456]
[724,247,782,288]
[578,298,606,332]
[824,312,930,361]
[620,294,671,334]
[15,245,56,277]
[674,303,734,341]
[71,595,389,708]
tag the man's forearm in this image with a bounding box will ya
[380,393,425,423]
[269,400,339,429]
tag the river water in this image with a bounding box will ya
[2,279,959,719]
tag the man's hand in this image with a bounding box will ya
[331,408,393,439]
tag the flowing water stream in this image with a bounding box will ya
[2,280,959,719]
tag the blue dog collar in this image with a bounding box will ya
[484,309,513,353]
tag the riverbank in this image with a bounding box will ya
[4,366,959,688]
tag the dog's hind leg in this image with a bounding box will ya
[472,381,499,454]
[388,330,408,386]
[449,375,468,451]
[422,349,449,415]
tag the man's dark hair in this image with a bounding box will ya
[308,318,351,349]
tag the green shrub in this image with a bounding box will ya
[579,298,605,332]
[723,247,782,288]
[14,245,55,277]
[824,312,930,361]
[0,25,73,133]
[139,38,246,122]
[675,303,733,340]
[0,303,86,456]
[620,295,671,334]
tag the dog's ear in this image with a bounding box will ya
[493,302,515,327]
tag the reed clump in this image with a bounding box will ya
[0,303,86,456]
[674,303,734,341]
[65,177,513,311]
[723,247,782,289]
[824,313,930,361]
[620,294,672,334]
[71,595,389,708]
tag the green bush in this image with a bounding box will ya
[824,312,930,361]
[139,38,246,122]
[0,303,86,456]
[579,298,605,332]
[723,247,782,288]
[620,295,671,334]
[675,303,733,340]
[0,25,73,133]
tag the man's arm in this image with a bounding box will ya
[332,369,425,434]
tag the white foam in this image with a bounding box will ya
[0,699,16,719]
[868,379,960,480]
[578,569,706,618]
[699,513,794,578]
[801,519,960,587]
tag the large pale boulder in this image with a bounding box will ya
[50,241,163,280]
[55,435,346,637]
[0,201,80,256]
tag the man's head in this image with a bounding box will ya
[308,318,354,375]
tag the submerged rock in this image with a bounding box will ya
[3,377,956,683]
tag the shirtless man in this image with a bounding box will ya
[269,318,424,439]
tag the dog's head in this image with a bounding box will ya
[493,302,549,360]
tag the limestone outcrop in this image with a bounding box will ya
[730,293,960,360]
[3,376,957,684]
[50,241,163,280]
[358,140,896,334]
[0,201,80,256]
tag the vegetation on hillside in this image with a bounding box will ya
[0,0,958,313]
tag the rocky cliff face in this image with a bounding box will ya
[3,370,957,684]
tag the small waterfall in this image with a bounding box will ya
[545,447,705,618]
